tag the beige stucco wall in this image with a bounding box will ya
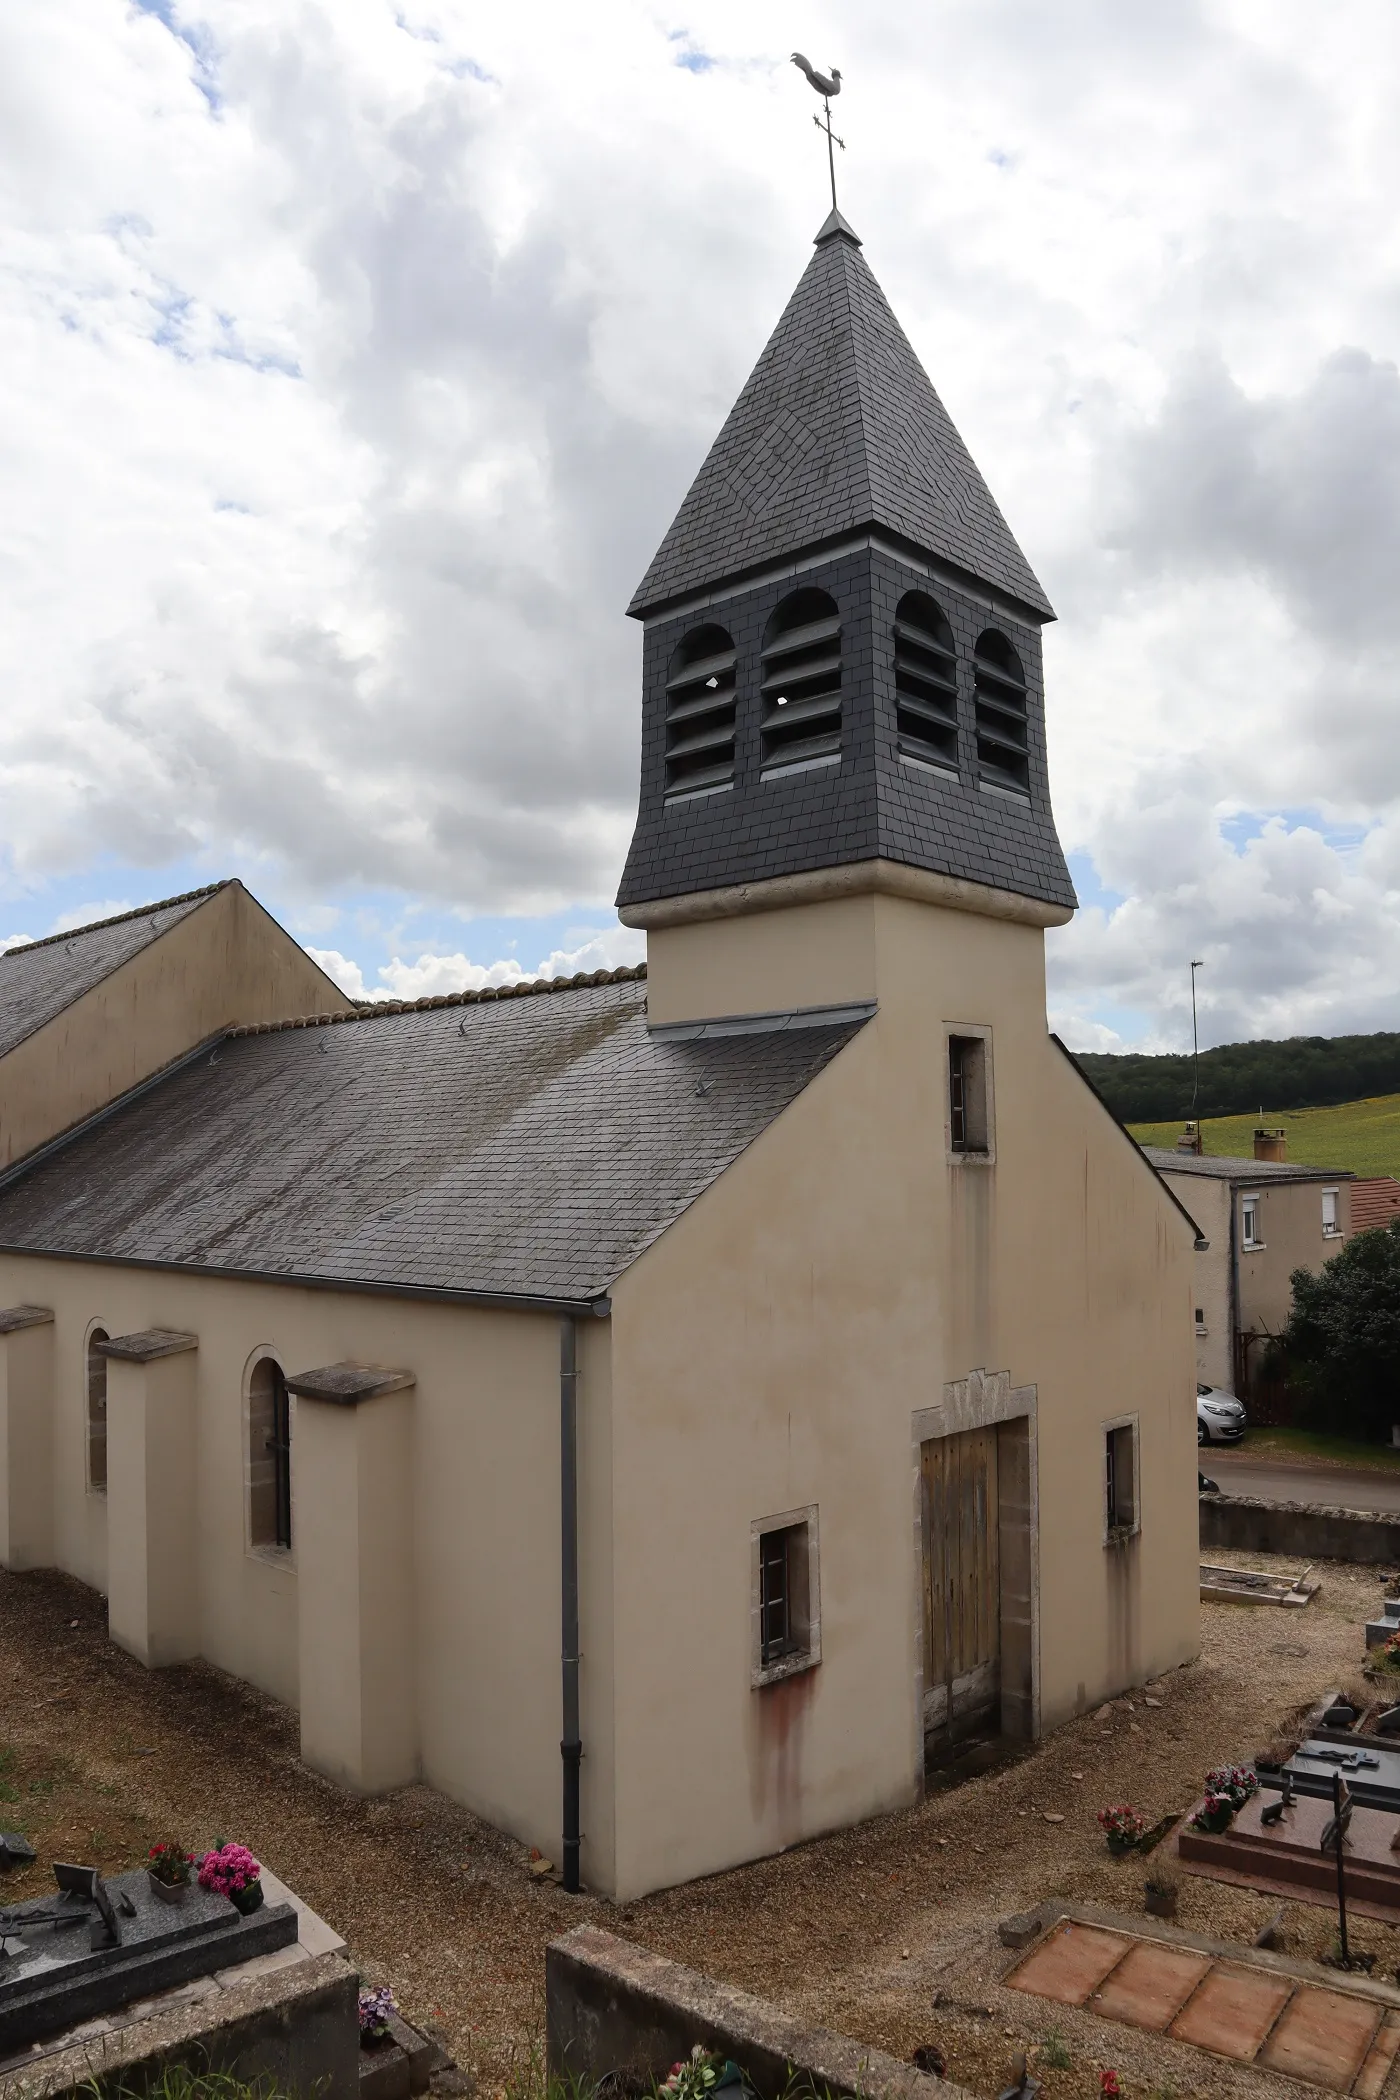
[1157,1176,1232,1390]
[1235,1176,1352,1338]
[1160,1170,1354,1391]
[0,883,352,1167]
[0,1258,617,1892]
[0,885,1201,1903]
[608,890,1200,1898]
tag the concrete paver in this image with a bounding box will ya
[1354,2011,1400,2099]
[1258,1982,1380,2091]
[1165,1960,1294,2061]
[1003,1923,1130,2007]
[1088,1940,1210,2030]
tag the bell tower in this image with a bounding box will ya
[617,211,1076,1024]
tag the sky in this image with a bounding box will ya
[3,0,1400,1050]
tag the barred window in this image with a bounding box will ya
[249,1357,292,1551]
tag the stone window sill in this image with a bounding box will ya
[752,1648,819,1690]
[247,1542,295,1571]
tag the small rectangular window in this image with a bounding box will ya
[1194,1306,1207,1333]
[1322,1188,1340,1237]
[948,1034,990,1155]
[1241,1196,1262,1249]
[1106,1423,1137,1537]
[751,1508,820,1685]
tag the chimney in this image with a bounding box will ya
[1176,1121,1204,1155]
[1254,1126,1287,1163]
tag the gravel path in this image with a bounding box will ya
[0,1551,1394,2100]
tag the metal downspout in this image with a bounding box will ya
[560,1316,582,1895]
[1229,1185,1242,1397]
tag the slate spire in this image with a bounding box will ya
[616,221,1074,922]
[629,215,1052,622]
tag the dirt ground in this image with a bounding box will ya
[0,1551,1396,2100]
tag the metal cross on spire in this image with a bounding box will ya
[790,53,844,212]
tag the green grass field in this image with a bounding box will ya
[1129,1092,1400,1178]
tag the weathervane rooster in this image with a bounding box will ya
[791,52,845,212]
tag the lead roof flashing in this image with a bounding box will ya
[649,1000,876,1041]
[814,207,862,247]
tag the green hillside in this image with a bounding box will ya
[1078,1030,1400,1123]
[1128,1094,1400,1179]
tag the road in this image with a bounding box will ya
[1205,1446,1400,1513]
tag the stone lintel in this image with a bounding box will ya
[96,1328,199,1362]
[0,1305,54,1335]
[620,858,1074,932]
[284,1362,415,1406]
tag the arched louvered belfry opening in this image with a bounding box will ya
[973,629,1030,796]
[893,592,958,773]
[664,623,737,797]
[759,588,842,775]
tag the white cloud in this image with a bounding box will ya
[309,924,646,1002]
[6,0,1400,1042]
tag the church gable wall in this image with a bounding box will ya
[604,892,1198,1899]
[0,883,352,1168]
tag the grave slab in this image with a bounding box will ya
[1257,1982,1379,2091]
[1086,1941,1209,2031]
[1165,1961,1293,2060]
[0,1866,296,2051]
[1355,2011,1400,2099]
[1003,1923,1129,2007]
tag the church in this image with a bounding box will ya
[0,210,1201,1903]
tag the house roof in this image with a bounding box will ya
[1348,1177,1400,1232]
[628,213,1053,621]
[0,885,226,1060]
[0,971,868,1307]
[1143,1147,1353,1185]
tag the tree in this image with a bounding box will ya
[1283,1219,1400,1441]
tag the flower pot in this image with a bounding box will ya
[1194,1805,1234,1835]
[1106,1835,1138,1857]
[148,1871,187,1904]
[229,1879,263,1916]
[1144,1887,1178,1919]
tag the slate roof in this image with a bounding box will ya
[1143,1147,1352,1185]
[0,972,867,1306]
[0,886,225,1061]
[629,213,1052,621]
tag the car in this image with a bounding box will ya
[1197,1382,1246,1445]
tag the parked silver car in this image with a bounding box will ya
[1197,1382,1246,1445]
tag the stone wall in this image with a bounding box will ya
[17,1950,359,2100]
[546,1925,972,2100]
[1200,1492,1400,1566]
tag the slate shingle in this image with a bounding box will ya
[629,219,1051,622]
[0,981,867,1304]
[0,887,224,1061]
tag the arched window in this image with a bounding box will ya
[759,588,842,775]
[87,1329,108,1492]
[974,630,1030,796]
[894,592,958,773]
[249,1357,292,1551]
[664,623,737,797]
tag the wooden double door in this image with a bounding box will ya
[921,1426,1001,1755]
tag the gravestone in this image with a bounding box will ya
[0,1861,296,2052]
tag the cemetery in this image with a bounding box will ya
[8,1546,1400,2099]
